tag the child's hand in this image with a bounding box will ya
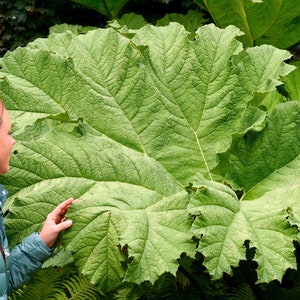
[39,198,75,248]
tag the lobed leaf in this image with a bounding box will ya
[0,23,297,290]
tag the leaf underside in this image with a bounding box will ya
[0,22,299,291]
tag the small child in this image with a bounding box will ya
[0,101,74,298]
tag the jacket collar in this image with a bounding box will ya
[0,185,8,209]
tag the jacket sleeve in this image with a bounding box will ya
[7,232,52,294]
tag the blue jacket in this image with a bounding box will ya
[0,185,52,299]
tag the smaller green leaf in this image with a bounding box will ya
[249,90,287,111]
[117,13,148,30]
[156,10,207,37]
[198,0,300,48]
[282,63,300,102]
[71,0,130,18]
[196,0,255,46]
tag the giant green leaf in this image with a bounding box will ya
[0,23,297,291]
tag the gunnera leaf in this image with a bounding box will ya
[0,23,296,290]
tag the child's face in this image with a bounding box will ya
[0,108,15,174]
